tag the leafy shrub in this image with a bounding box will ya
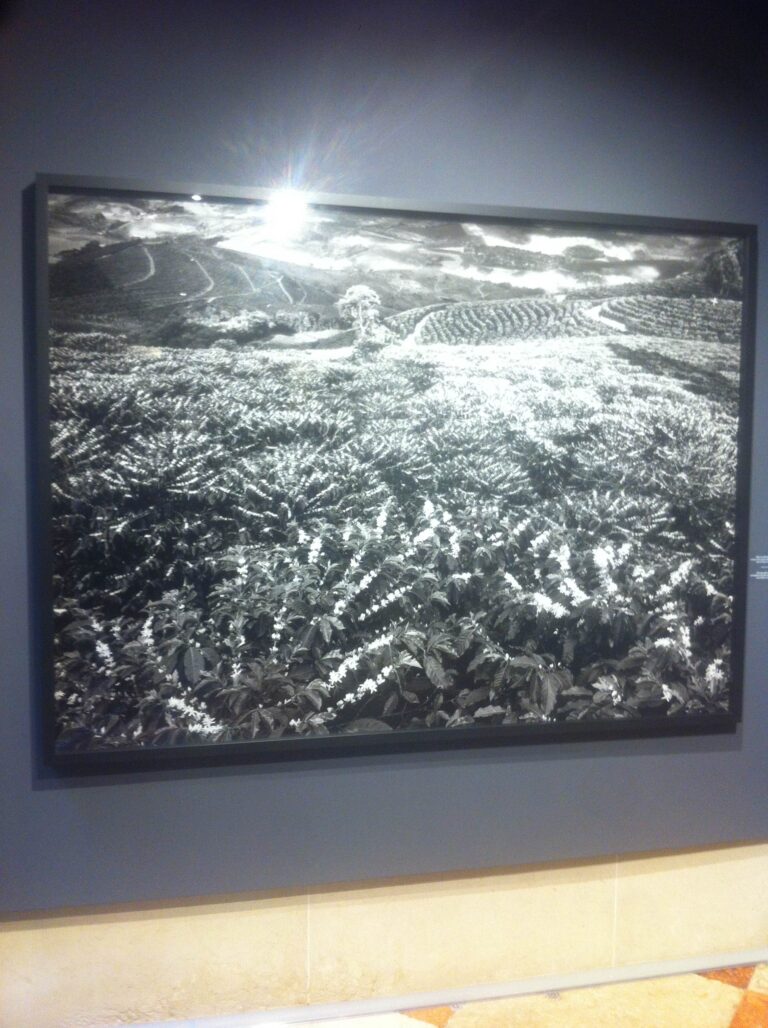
[50,304,739,749]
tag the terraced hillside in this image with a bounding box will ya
[381,294,744,349]
[600,296,742,344]
[393,298,603,345]
[49,236,337,336]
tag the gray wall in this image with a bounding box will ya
[2,0,767,914]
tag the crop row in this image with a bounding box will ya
[48,335,737,750]
[385,303,450,339]
[602,296,742,343]
[384,294,743,348]
[410,298,601,344]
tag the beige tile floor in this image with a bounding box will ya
[283,965,768,1027]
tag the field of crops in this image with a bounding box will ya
[404,298,602,344]
[50,297,740,751]
[600,296,742,343]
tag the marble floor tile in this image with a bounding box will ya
[730,990,768,1028]
[700,967,757,990]
[402,1006,455,1026]
[447,974,743,1027]
[255,962,768,1028]
[748,963,768,994]
[284,1016,417,1028]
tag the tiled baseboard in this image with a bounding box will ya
[3,843,768,1027]
[136,950,768,1027]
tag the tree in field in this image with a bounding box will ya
[702,242,743,299]
[336,284,392,358]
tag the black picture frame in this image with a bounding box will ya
[33,173,756,771]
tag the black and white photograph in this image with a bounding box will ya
[39,178,751,761]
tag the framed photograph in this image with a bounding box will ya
[33,174,756,768]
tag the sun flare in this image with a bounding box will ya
[260,188,309,240]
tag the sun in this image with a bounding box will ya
[260,188,309,240]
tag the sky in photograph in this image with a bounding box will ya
[48,193,734,294]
